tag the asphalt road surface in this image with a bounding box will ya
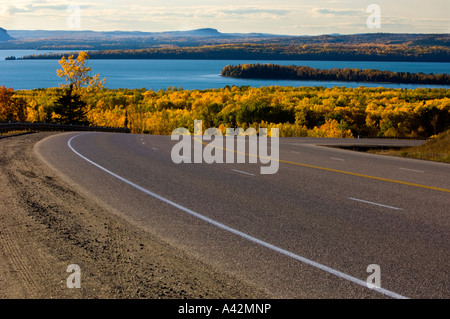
[36,132,449,299]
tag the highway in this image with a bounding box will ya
[35,132,450,299]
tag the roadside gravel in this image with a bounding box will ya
[0,132,267,299]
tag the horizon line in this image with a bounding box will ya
[4,28,449,37]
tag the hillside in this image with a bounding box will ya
[374,130,450,163]
[0,28,13,41]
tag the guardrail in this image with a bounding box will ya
[0,123,130,134]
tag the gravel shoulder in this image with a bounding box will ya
[0,132,268,299]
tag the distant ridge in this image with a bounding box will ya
[6,28,282,39]
[1,28,449,53]
[170,28,222,37]
[0,28,13,41]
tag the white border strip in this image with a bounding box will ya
[68,133,408,299]
[348,197,403,211]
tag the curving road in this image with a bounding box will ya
[35,132,450,299]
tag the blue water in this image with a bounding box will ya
[0,50,449,90]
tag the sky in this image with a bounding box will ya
[0,0,449,35]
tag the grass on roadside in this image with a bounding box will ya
[0,130,33,137]
[371,130,450,163]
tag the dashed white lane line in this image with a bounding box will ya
[330,157,345,161]
[68,133,408,300]
[348,197,403,210]
[399,167,424,173]
[231,169,256,176]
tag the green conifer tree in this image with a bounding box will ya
[53,84,89,125]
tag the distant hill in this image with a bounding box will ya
[1,28,448,53]
[167,28,223,37]
[6,28,283,40]
[0,28,13,41]
[0,28,291,49]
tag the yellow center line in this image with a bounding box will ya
[193,137,450,193]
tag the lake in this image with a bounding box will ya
[0,50,449,90]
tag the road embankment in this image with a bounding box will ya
[0,132,266,299]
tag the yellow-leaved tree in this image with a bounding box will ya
[57,51,106,92]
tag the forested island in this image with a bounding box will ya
[221,64,450,85]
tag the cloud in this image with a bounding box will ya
[1,1,448,34]
[311,7,363,17]
[3,0,95,14]
[220,7,290,16]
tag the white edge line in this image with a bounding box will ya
[68,133,408,300]
[348,197,403,211]
[399,168,424,173]
[231,169,256,176]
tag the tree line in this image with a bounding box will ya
[17,43,450,62]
